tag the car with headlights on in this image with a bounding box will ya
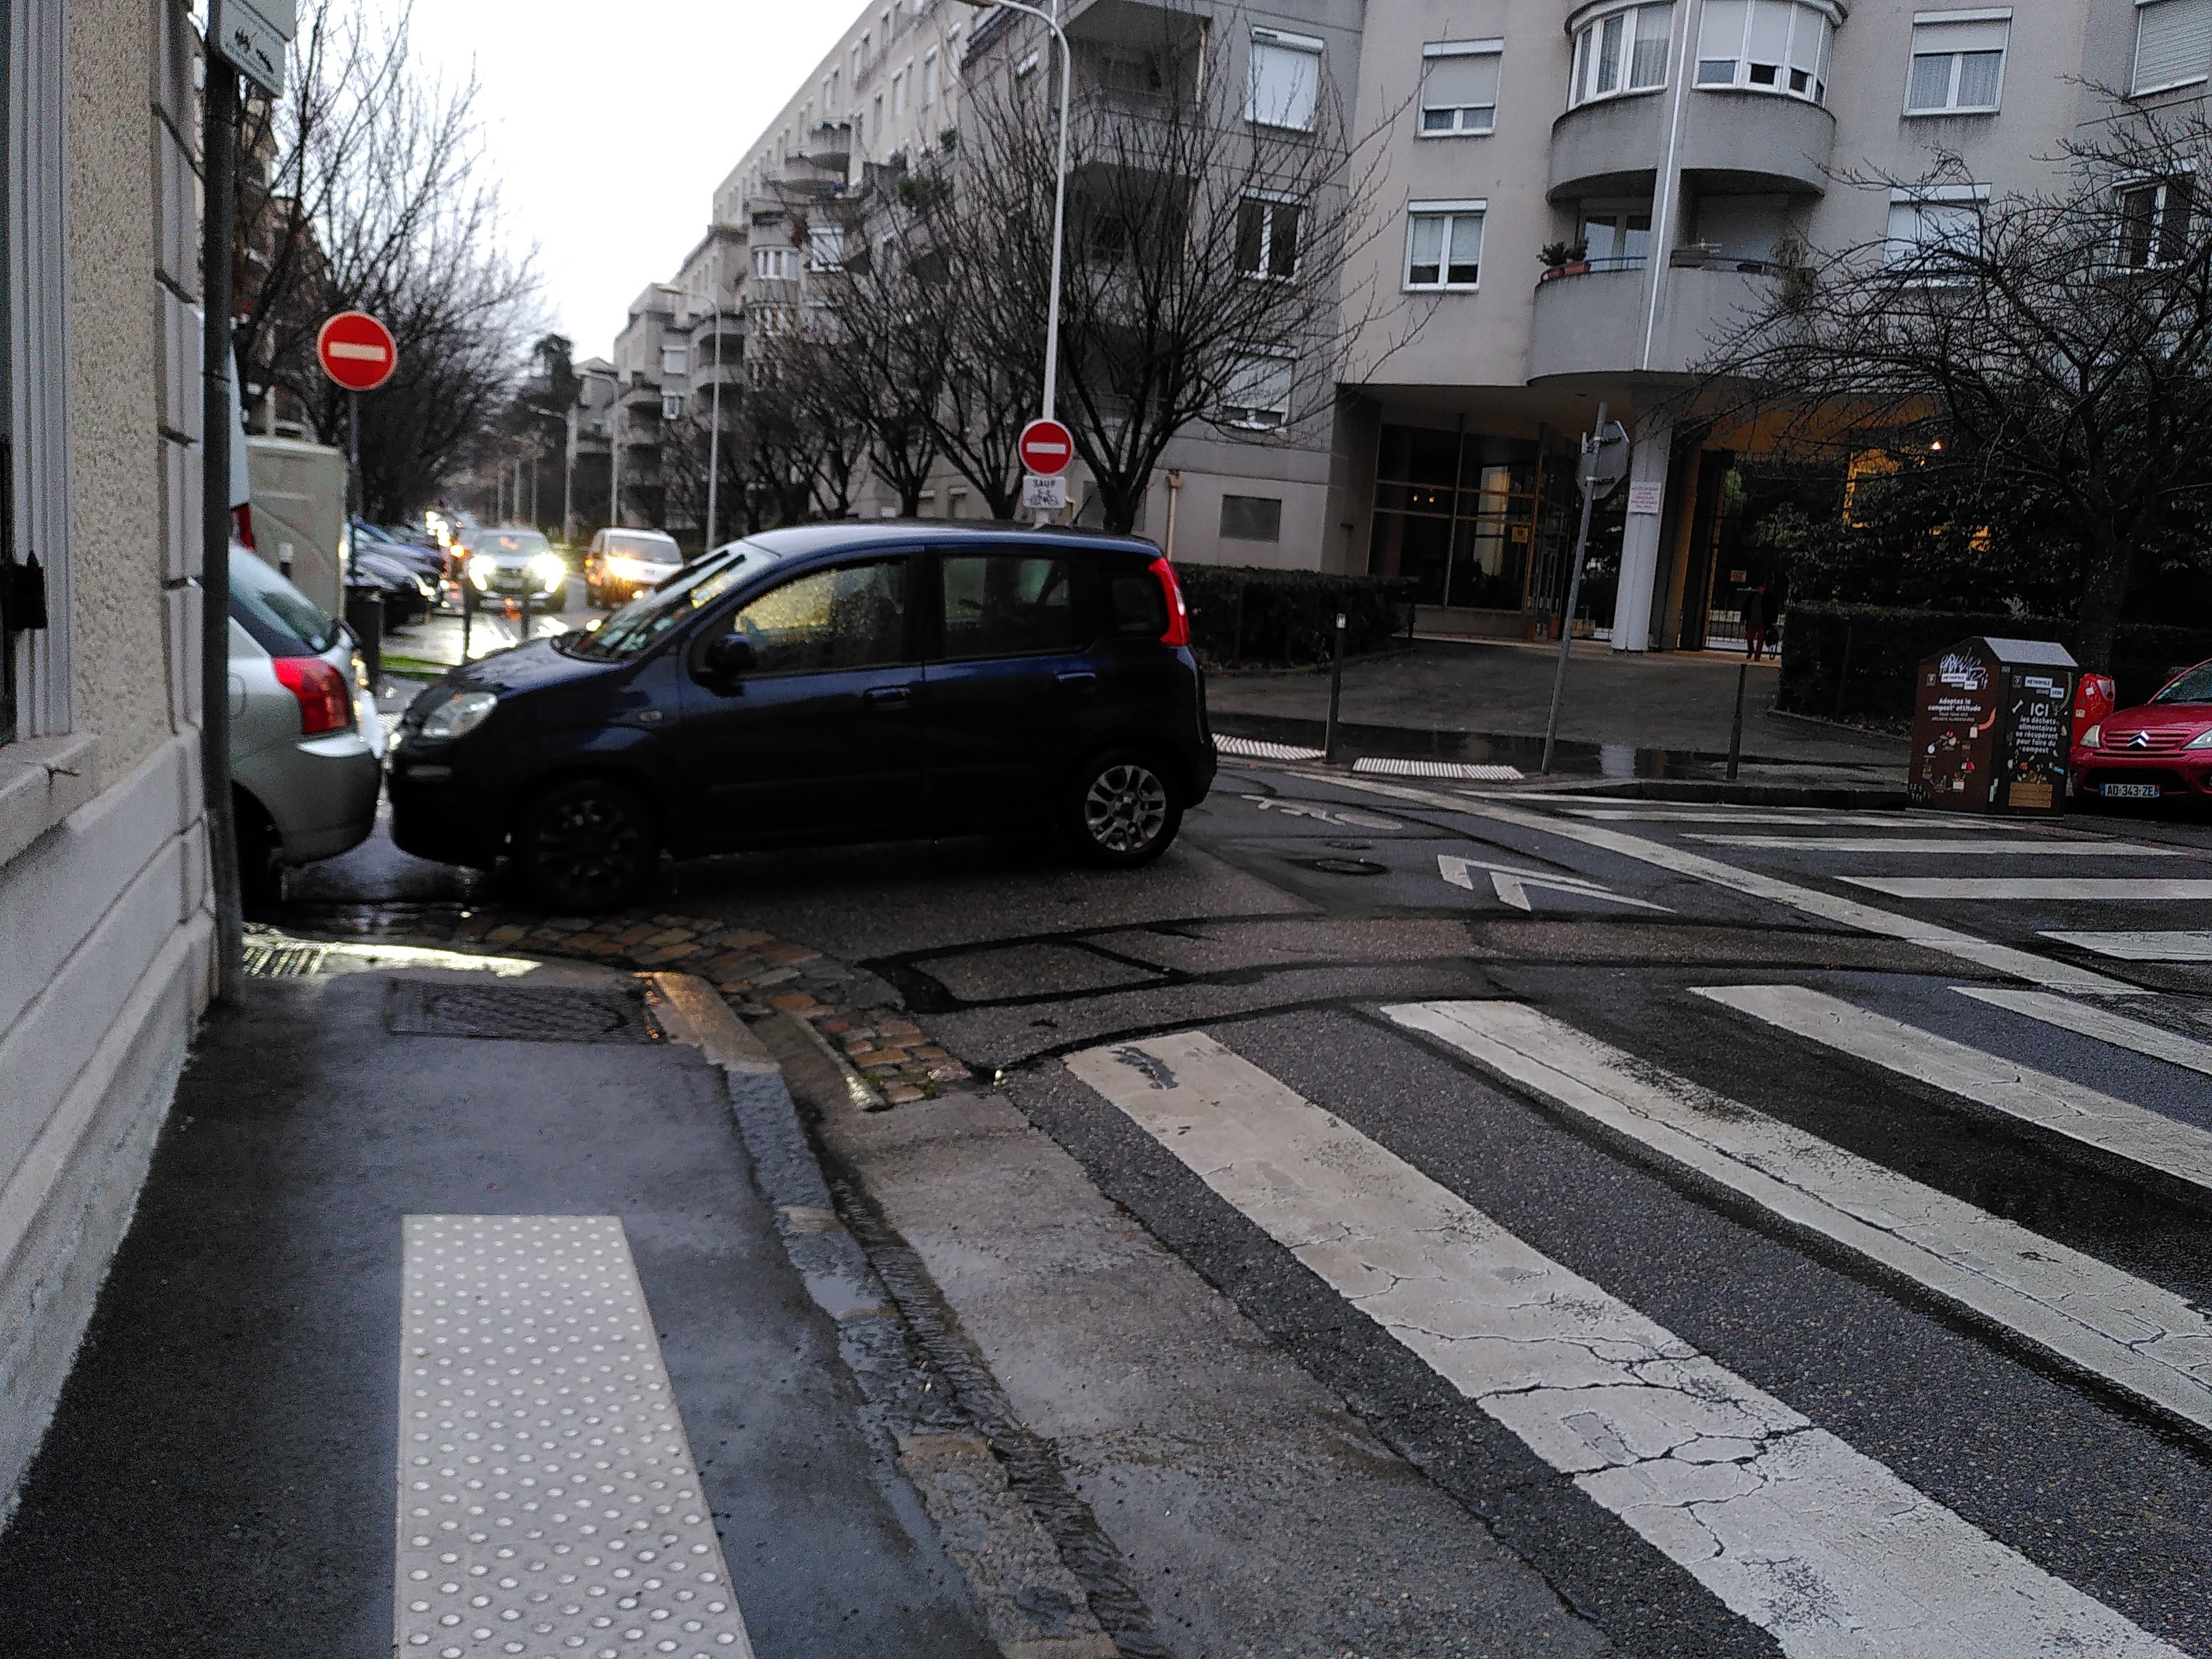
[459,526,568,617]
[387,522,1215,911]
[2073,658,2212,802]
[229,546,383,899]
[583,528,684,609]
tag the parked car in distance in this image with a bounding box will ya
[350,545,435,627]
[458,526,567,616]
[230,547,383,899]
[583,528,684,609]
[388,523,1214,911]
[2073,659,2212,802]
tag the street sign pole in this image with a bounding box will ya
[1541,402,1616,776]
[200,53,245,1004]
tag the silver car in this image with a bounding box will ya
[228,547,383,895]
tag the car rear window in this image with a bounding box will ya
[2153,663,2212,703]
[230,547,339,655]
[1106,567,1167,636]
[939,553,1079,659]
[605,531,680,560]
[472,529,551,557]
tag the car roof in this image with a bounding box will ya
[739,521,1160,560]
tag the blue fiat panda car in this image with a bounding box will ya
[387,523,1215,910]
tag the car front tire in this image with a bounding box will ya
[515,777,661,911]
[1064,750,1182,867]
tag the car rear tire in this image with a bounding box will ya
[1063,750,1182,867]
[516,777,660,912]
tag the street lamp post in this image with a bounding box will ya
[705,307,724,549]
[957,0,1071,424]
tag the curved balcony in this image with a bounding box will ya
[1527,260,1782,382]
[1549,87,1835,201]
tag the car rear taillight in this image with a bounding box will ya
[232,503,255,551]
[1149,556,1190,648]
[273,656,353,735]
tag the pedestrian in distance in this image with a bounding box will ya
[1742,585,1769,663]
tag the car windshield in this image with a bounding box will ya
[2152,662,2212,704]
[230,547,340,654]
[558,542,776,662]
[605,531,679,561]
[470,529,551,559]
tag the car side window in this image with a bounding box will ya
[728,558,911,675]
[939,553,1080,660]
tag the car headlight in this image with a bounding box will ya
[420,689,498,740]
[528,552,566,591]
[2080,724,2102,749]
[605,554,649,580]
[466,557,491,591]
[2186,729,2212,750]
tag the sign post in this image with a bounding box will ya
[1018,416,1074,523]
[1540,406,1627,774]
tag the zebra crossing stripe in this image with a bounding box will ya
[1954,986,2212,1080]
[1383,1000,2212,1437]
[1688,835,2183,855]
[1841,878,2212,901]
[1692,985,2212,1193]
[2041,931,2212,962]
[1064,1032,2186,1659]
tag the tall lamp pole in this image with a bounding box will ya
[705,307,724,549]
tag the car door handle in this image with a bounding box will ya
[864,684,913,706]
[1056,670,1098,687]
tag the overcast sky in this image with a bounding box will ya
[391,1,858,357]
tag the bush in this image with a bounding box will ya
[1778,601,2212,720]
[1176,564,1414,669]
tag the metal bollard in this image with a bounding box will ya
[1324,610,1347,762]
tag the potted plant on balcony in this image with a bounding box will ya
[1539,239,1590,280]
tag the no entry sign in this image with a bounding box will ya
[1017,417,1074,477]
[315,311,397,392]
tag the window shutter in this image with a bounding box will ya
[1423,51,1500,111]
[2134,0,2212,92]
[1911,16,2009,53]
[1745,0,1792,70]
[1248,37,1322,128]
[1697,0,1748,68]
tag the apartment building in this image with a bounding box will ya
[0,0,212,1504]
[600,0,2165,646]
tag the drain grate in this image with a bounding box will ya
[384,979,660,1042]
[243,941,331,977]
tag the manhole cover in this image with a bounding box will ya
[1303,857,1387,877]
[385,980,659,1042]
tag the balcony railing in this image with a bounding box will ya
[1538,255,1647,282]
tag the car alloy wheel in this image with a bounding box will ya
[520,780,657,911]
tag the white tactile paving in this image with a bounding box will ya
[396,1215,754,1659]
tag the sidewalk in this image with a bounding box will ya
[1205,637,1907,786]
[0,950,1038,1658]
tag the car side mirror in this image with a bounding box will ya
[703,633,755,683]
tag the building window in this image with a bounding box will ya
[1692,0,1832,102]
[1235,196,1302,278]
[661,343,687,377]
[1404,202,1485,289]
[661,392,685,420]
[2119,176,2194,267]
[1247,27,1324,130]
[893,67,908,115]
[1220,355,1295,430]
[1580,205,1653,268]
[753,246,798,279]
[1905,13,2006,112]
[923,47,937,107]
[1885,188,1984,269]
[1220,495,1284,541]
[1421,40,1503,134]
[808,226,847,271]
[1369,428,1541,610]
[2133,0,2212,94]
[1570,3,1673,106]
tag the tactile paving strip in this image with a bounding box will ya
[397,1215,755,1658]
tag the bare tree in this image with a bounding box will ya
[1696,100,2212,671]
[944,7,1406,532]
[230,0,544,518]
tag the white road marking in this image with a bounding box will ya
[1385,1000,2212,1435]
[1437,852,1673,913]
[1690,835,2183,855]
[397,1216,756,1659]
[1064,1033,2185,1659]
[1241,794,1404,829]
[1557,809,2012,828]
[1953,986,2212,1080]
[1841,877,2212,901]
[2042,931,2212,962]
[1692,985,2212,1193]
[1324,775,2141,994]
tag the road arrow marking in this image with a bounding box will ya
[1437,853,1672,913]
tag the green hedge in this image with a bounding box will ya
[1778,602,2212,720]
[1177,565,1416,669]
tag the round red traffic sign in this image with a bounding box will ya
[315,310,398,392]
[1017,417,1074,477]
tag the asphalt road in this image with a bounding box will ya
[11,749,2212,1658]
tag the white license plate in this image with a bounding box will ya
[2100,782,2162,799]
